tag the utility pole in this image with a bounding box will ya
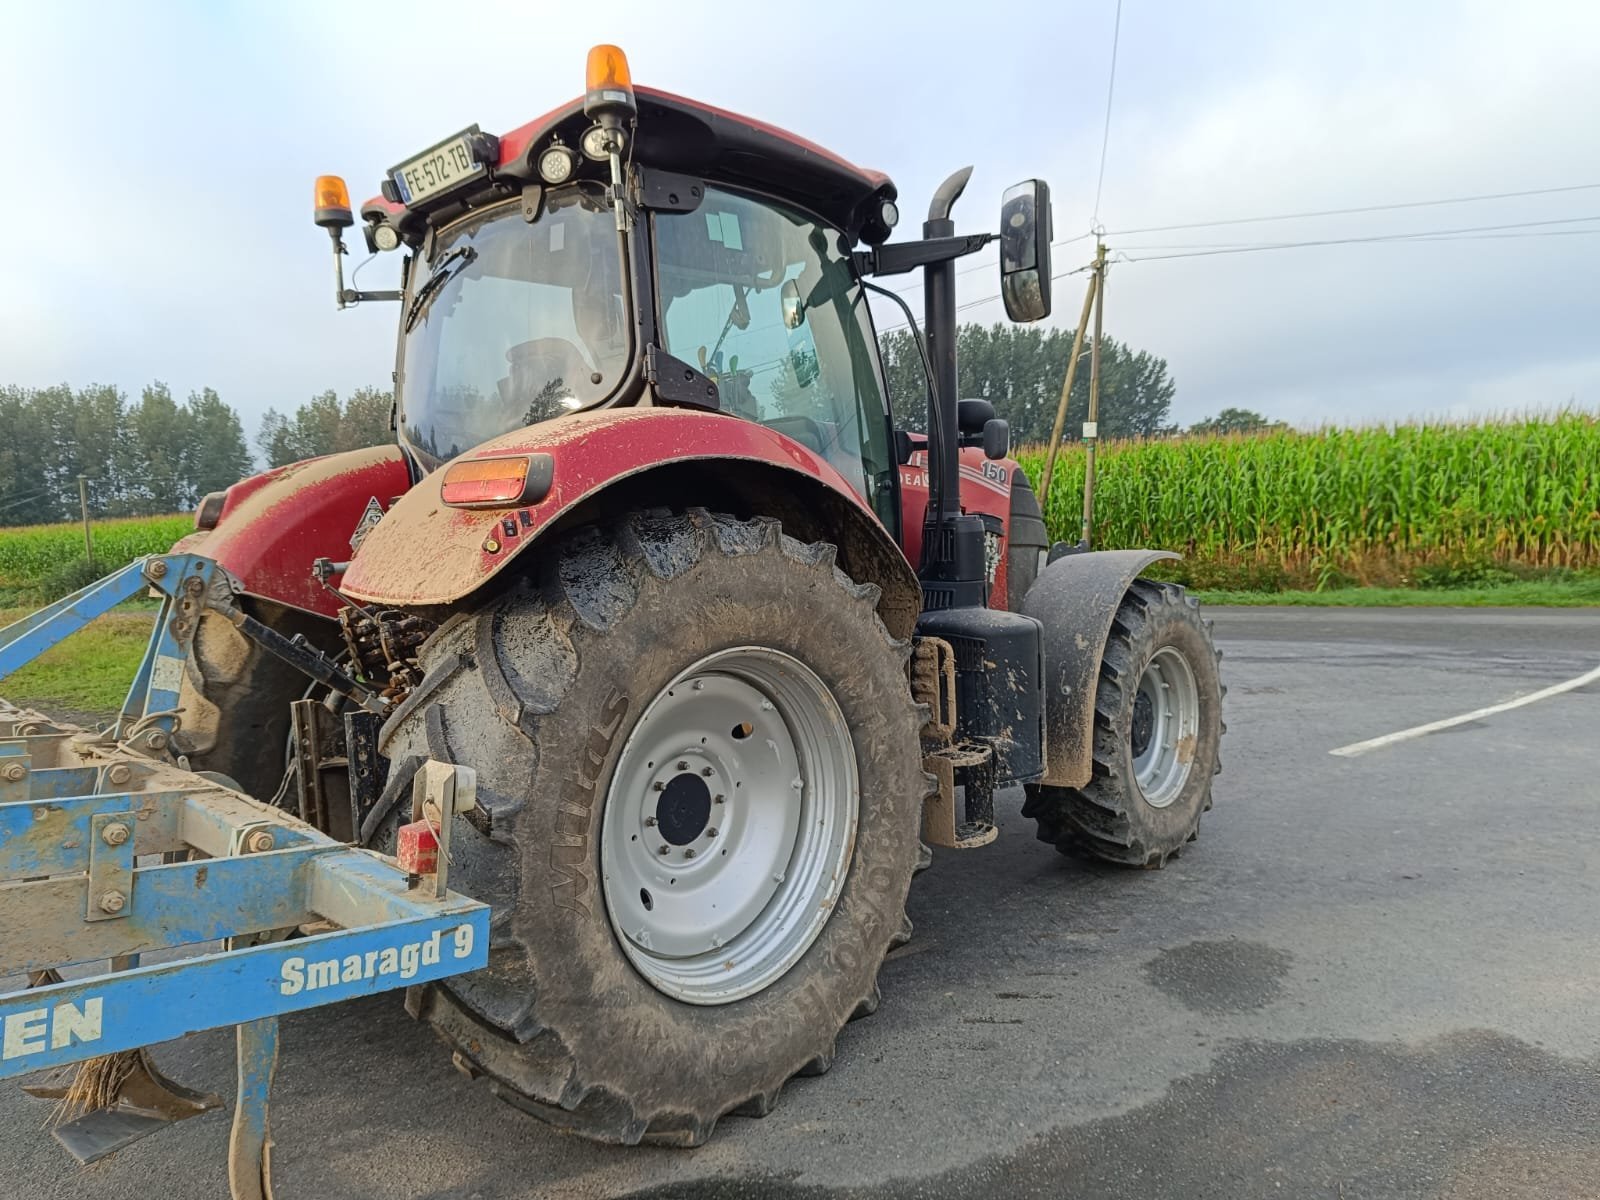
[78,475,94,570]
[1081,241,1107,549]
[1039,269,1100,508]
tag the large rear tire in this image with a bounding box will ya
[378,509,926,1145]
[1022,579,1223,867]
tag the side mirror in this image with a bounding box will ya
[999,180,1053,322]
[780,278,806,330]
[893,429,915,466]
[982,418,1010,461]
[957,397,995,434]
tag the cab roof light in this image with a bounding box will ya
[584,44,636,118]
[440,454,555,509]
[313,175,354,229]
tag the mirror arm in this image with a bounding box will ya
[339,289,403,304]
[853,233,992,278]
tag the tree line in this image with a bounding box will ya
[0,384,395,526]
[2,324,1274,525]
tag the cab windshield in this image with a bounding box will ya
[399,185,629,463]
[654,187,896,526]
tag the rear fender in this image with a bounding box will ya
[1021,548,1180,788]
[172,445,412,618]
[341,409,921,641]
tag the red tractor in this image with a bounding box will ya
[173,46,1224,1145]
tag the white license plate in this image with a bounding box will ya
[391,131,485,206]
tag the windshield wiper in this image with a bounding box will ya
[404,246,478,333]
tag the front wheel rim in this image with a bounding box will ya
[600,646,858,1005]
[1129,645,1200,808]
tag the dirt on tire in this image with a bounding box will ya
[374,508,928,1145]
[1023,579,1224,867]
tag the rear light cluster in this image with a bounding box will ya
[440,454,555,509]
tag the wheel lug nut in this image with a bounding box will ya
[657,844,670,855]
[701,767,713,777]
[714,794,724,804]
[684,847,697,858]
[652,781,665,791]
[644,816,657,826]
[705,827,718,838]
[676,760,688,770]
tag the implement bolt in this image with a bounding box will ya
[107,763,132,786]
[244,829,277,854]
[99,890,126,914]
[147,560,168,579]
[0,762,24,782]
[101,822,131,847]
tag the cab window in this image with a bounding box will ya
[653,188,896,528]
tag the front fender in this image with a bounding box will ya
[1022,548,1180,788]
[342,409,919,637]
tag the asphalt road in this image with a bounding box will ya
[4,607,1598,1199]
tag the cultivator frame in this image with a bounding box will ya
[0,556,490,1199]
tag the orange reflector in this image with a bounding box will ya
[313,174,354,228]
[585,44,636,116]
[439,455,552,509]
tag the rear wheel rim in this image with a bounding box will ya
[1130,645,1200,809]
[600,646,858,1005]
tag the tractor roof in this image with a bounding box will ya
[363,88,896,244]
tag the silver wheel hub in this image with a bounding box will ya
[1131,645,1200,808]
[600,646,858,1005]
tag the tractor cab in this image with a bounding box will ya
[315,45,1050,544]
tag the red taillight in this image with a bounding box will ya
[439,454,553,508]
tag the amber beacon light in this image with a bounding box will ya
[585,44,636,117]
[312,175,353,229]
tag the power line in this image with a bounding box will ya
[1118,214,1600,262]
[1107,182,1600,238]
[1091,0,1124,228]
[869,214,1598,334]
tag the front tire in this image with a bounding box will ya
[1023,580,1223,867]
[380,509,926,1145]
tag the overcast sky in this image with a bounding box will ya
[2,0,1596,441]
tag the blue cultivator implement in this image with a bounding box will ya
[0,555,489,1199]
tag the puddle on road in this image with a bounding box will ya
[1143,938,1293,1013]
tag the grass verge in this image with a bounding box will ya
[0,608,154,719]
[1195,577,1600,607]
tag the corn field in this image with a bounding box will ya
[1015,413,1600,587]
[0,514,192,600]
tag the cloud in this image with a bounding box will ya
[1,0,1596,439]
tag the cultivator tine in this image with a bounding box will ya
[228,1019,279,1200]
[20,1049,223,1164]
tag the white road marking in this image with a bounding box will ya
[1329,662,1600,757]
